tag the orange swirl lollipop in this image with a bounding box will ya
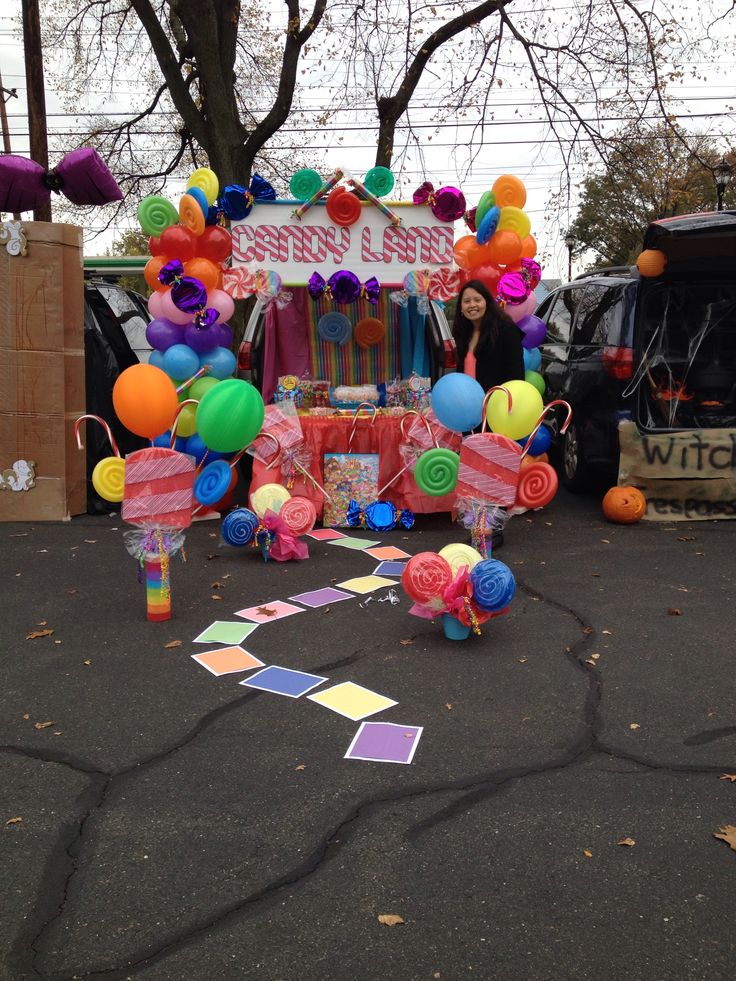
[354,317,386,348]
[492,175,527,209]
[179,193,206,235]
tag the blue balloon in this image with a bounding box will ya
[187,185,209,218]
[163,343,200,380]
[184,433,226,466]
[152,429,186,452]
[523,347,542,372]
[148,349,165,370]
[518,424,551,456]
[199,345,237,380]
[431,372,485,432]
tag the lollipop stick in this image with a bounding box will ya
[348,177,402,226]
[292,169,344,220]
[145,556,171,621]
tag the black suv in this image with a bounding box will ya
[536,268,637,490]
[537,212,736,491]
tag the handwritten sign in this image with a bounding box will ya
[231,201,454,286]
[618,420,736,521]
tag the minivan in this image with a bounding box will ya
[537,212,736,491]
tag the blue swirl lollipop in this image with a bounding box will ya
[317,312,352,345]
[221,507,259,547]
[470,558,516,612]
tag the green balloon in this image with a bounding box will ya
[525,370,546,395]
[189,376,220,401]
[196,379,265,453]
[414,447,460,497]
[475,189,496,228]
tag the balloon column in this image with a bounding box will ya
[400,550,515,640]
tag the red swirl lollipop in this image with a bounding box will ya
[401,552,453,604]
[279,496,317,536]
[515,461,558,510]
[326,187,362,226]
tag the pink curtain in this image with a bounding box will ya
[261,292,311,403]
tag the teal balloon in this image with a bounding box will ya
[431,372,485,432]
[196,378,265,452]
[525,369,546,395]
[523,347,542,372]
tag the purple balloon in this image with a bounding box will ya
[145,317,185,352]
[517,315,547,350]
[217,322,234,349]
[184,322,220,353]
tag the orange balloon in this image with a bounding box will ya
[453,234,480,271]
[485,229,523,266]
[492,174,527,208]
[520,234,537,259]
[144,255,170,293]
[184,256,220,293]
[520,451,549,469]
[112,364,179,440]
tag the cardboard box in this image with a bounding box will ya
[0,222,86,521]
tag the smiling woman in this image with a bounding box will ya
[452,279,525,392]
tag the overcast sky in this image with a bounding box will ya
[1,0,734,279]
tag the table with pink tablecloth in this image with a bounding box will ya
[250,414,456,518]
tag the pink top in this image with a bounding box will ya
[464,350,477,379]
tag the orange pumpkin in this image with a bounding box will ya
[602,485,647,524]
[636,249,667,277]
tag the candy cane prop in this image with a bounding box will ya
[74,414,124,503]
[376,411,438,497]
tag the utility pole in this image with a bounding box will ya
[21,0,51,222]
[0,67,21,220]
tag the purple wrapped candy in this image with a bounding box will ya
[521,258,542,289]
[308,271,327,300]
[158,259,184,285]
[517,315,547,350]
[0,148,122,212]
[171,276,208,313]
[360,276,380,305]
[497,271,529,305]
[328,270,361,304]
[184,322,220,353]
[193,306,220,328]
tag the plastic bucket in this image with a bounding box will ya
[442,613,471,641]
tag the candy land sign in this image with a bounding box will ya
[230,201,454,287]
[618,420,736,521]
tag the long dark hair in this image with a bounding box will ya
[453,279,517,367]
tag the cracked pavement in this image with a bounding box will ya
[2,490,735,980]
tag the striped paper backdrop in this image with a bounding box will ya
[306,289,401,385]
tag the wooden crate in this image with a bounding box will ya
[0,222,86,521]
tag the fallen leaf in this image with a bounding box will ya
[37,620,47,626]
[67,588,78,595]
[629,723,640,730]
[295,764,306,771]
[222,574,231,580]
[22,713,29,720]
[209,532,217,538]
[719,773,736,783]
[714,825,736,852]
[518,657,528,663]
[83,660,92,666]
[5,817,22,826]
[211,581,225,589]
[256,606,278,617]
[667,607,683,616]
[53,640,62,645]
[589,652,600,660]
[600,538,610,544]
[53,731,63,736]
[83,539,98,544]
[583,849,593,858]
[206,554,218,560]
[26,629,54,640]
[211,595,224,601]
[400,638,414,646]
[677,536,695,542]
[9,532,28,537]
[34,721,55,730]
[677,586,689,592]
[322,607,331,614]
[377,914,405,926]
[164,641,182,650]
[602,629,612,635]
[445,703,453,710]
[582,626,593,635]
[591,572,601,577]
[617,837,636,847]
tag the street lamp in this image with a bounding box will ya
[564,233,575,281]
[715,158,733,212]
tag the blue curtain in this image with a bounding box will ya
[399,296,430,378]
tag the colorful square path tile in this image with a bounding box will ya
[344,722,424,764]
[307,682,398,721]
[239,666,328,698]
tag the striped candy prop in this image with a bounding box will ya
[456,432,522,506]
[122,447,196,528]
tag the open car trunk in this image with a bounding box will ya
[632,212,736,432]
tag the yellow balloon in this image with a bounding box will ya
[174,403,198,438]
[250,482,291,518]
[497,206,531,240]
[438,543,483,576]
[186,168,219,206]
[486,379,544,440]
[92,456,125,503]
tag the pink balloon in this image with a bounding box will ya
[522,293,537,316]
[505,302,527,324]
[161,289,194,325]
[148,291,164,318]
[208,288,235,323]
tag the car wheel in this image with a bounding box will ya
[561,421,592,492]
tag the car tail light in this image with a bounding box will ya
[238,341,252,372]
[603,345,633,379]
[443,338,457,370]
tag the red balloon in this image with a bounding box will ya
[159,224,197,262]
[149,235,163,256]
[197,225,232,264]
[468,262,502,296]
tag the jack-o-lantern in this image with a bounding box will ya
[602,485,646,524]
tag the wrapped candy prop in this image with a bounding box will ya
[346,499,415,532]
[308,270,380,305]
[0,147,122,213]
[412,181,467,222]
[249,420,332,501]
[217,174,275,221]
[401,551,513,639]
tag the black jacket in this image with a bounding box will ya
[456,320,526,392]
